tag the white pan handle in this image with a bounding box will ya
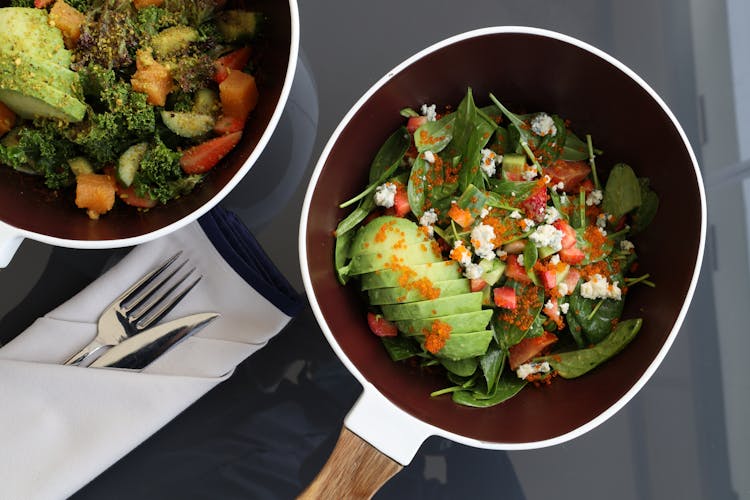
[0,223,23,268]
[298,387,433,499]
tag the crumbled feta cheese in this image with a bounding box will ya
[480,207,490,219]
[543,174,551,184]
[463,262,484,279]
[557,282,569,296]
[496,249,508,259]
[560,194,569,205]
[480,148,498,177]
[544,299,555,311]
[516,361,551,380]
[529,224,564,251]
[522,165,538,181]
[509,210,522,219]
[421,104,437,121]
[530,112,557,137]
[586,189,603,206]
[373,182,397,208]
[559,302,570,314]
[550,181,565,193]
[471,223,496,260]
[598,227,608,236]
[620,240,635,252]
[516,254,524,266]
[596,213,607,228]
[580,274,622,301]
[423,150,436,163]
[522,218,536,230]
[550,254,560,265]
[544,206,560,224]
[510,191,516,197]
[419,208,437,236]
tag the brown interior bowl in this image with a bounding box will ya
[0,0,294,243]
[304,29,704,445]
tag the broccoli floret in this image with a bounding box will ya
[11,122,77,189]
[71,65,156,164]
[133,137,184,203]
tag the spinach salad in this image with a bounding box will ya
[334,88,659,408]
[0,0,264,219]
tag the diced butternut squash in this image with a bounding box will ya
[132,0,164,8]
[49,0,86,49]
[131,50,173,107]
[0,101,16,137]
[75,173,116,219]
[218,70,258,124]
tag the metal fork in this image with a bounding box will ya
[63,252,202,366]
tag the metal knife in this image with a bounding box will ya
[89,312,220,370]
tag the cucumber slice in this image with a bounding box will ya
[150,26,199,58]
[117,142,148,187]
[160,111,215,138]
[68,156,94,176]
[192,88,219,116]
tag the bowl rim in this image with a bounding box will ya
[299,25,707,451]
[0,0,301,250]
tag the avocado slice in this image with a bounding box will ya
[0,56,81,97]
[422,330,493,361]
[368,279,471,305]
[348,243,443,275]
[397,310,493,335]
[0,79,85,122]
[380,292,483,321]
[360,261,462,291]
[0,8,72,68]
[349,215,430,258]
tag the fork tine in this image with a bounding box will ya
[131,270,203,330]
[121,259,188,314]
[117,252,182,310]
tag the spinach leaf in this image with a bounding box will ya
[407,156,427,217]
[630,178,659,235]
[451,374,527,407]
[602,163,642,218]
[569,285,625,344]
[494,126,511,154]
[488,178,537,199]
[452,88,480,155]
[368,126,410,183]
[456,183,488,219]
[565,310,587,348]
[489,94,531,144]
[537,318,642,378]
[479,341,505,394]
[335,195,375,238]
[440,356,479,377]
[493,282,545,349]
[414,113,455,154]
[458,125,488,192]
[575,229,614,265]
[381,335,421,362]
[334,229,353,285]
[531,115,567,165]
[561,129,589,161]
[523,241,539,280]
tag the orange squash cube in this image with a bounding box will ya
[75,173,116,219]
[219,70,258,124]
[50,0,86,49]
[131,50,173,107]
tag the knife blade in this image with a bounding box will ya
[89,312,220,370]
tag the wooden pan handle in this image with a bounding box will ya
[298,427,403,499]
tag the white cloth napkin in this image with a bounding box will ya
[0,206,302,500]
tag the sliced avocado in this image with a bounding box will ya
[117,142,148,187]
[380,292,483,322]
[216,10,263,43]
[348,243,442,276]
[0,8,72,68]
[0,56,81,97]
[422,330,493,361]
[349,215,430,258]
[360,261,462,291]
[397,310,493,335]
[368,279,471,306]
[0,83,85,122]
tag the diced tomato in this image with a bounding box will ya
[539,269,557,290]
[213,115,245,135]
[214,47,252,83]
[0,101,15,137]
[509,331,558,371]
[504,255,531,284]
[447,204,474,228]
[563,268,580,293]
[553,219,577,249]
[116,184,158,209]
[180,131,242,175]
[34,0,53,7]
[544,159,591,192]
[470,278,487,292]
[493,286,517,309]
[522,184,548,220]
[367,312,398,337]
[559,245,585,265]
[406,116,427,134]
[383,184,410,217]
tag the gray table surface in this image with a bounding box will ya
[1,1,747,498]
